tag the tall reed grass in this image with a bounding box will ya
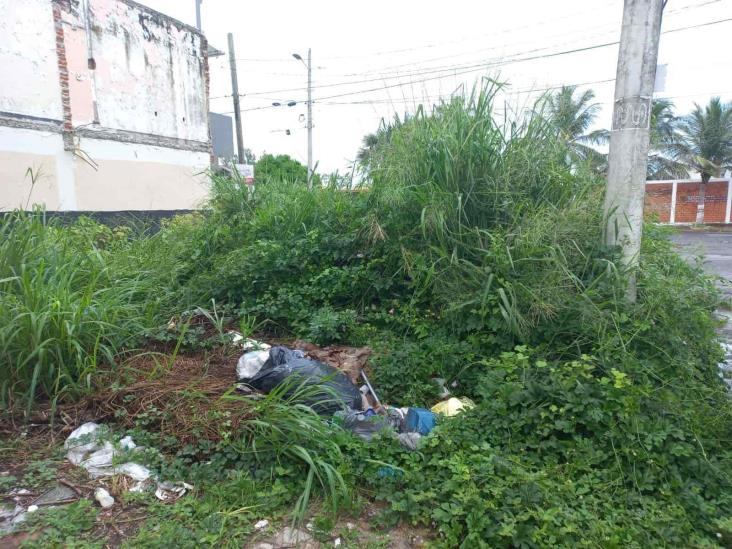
[0,211,167,412]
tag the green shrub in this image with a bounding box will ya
[357,347,732,547]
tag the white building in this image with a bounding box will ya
[0,0,212,212]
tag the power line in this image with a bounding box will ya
[227,0,721,77]
[222,15,732,104]
[226,40,618,103]
[320,78,617,107]
[218,16,732,115]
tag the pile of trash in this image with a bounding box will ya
[6,334,473,533]
[235,337,476,450]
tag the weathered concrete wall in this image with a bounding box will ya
[0,0,63,121]
[73,138,209,210]
[0,127,65,211]
[0,0,211,211]
[63,0,209,141]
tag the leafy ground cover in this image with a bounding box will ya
[2,82,731,547]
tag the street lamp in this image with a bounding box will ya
[293,50,313,190]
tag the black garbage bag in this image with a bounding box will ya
[244,346,362,414]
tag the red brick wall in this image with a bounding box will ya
[644,180,730,223]
[675,182,700,222]
[644,183,672,222]
[702,181,729,223]
[52,1,73,151]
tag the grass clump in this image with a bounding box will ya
[0,212,174,413]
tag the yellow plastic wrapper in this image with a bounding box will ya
[430,397,475,417]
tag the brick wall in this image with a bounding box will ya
[702,181,728,223]
[644,179,731,224]
[644,183,672,222]
[51,1,74,150]
[674,182,700,222]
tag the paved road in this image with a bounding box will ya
[672,229,732,382]
[672,230,732,300]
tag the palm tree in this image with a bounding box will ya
[672,97,732,223]
[544,85,608,173]
[356,133,379,166]
[646,99,688,180]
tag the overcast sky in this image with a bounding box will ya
[139,0,732,173]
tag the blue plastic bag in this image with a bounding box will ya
[405,407,436,435]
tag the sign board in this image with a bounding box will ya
[235,164,255,184]
[209,113,234,158]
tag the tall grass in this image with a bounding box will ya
[0,211,168,412]
[362,82,620,342]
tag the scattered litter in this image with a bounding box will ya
[65,422,101,465]
[396,432,422,451]
[26,505,38,513]
[119,436,137,450]
[334,537,342,547]
[0,504,27,534]
[432,377,451,398]
[405,408,437,435]
[64,422,152,481]
[114,463,152,482]
[338,409,393,441]
[155,481,193,502]
[241,346,363,414]
[94,487,115,509]
[254,519,269,530]
[229,331,271,351]
[360,369,382,408]
[345,522,355,530]
[129,481,147,493]
[33,484,76,506]
[9,488,31,496]
[376,466,403,479]
[431,397,475,417]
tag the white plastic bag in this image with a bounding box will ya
[237,350,270,380]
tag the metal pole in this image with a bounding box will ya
[195,0,202,30]
[603,0,664,302]
[307,48,313,190]
[227,33,245,163]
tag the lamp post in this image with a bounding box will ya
[293,50,313,190]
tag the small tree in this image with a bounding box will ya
[254,154,320,185]
[672,97,732,223]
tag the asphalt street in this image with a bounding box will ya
[672,229,732,300]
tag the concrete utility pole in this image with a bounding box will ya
[603,0,664,302]
[195,0,202,30]
[306,48,313,190]
[227,33,245,163]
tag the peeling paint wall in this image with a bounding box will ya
[79,0,209,141]
[0,0,211,212]
[0,0,63,120]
